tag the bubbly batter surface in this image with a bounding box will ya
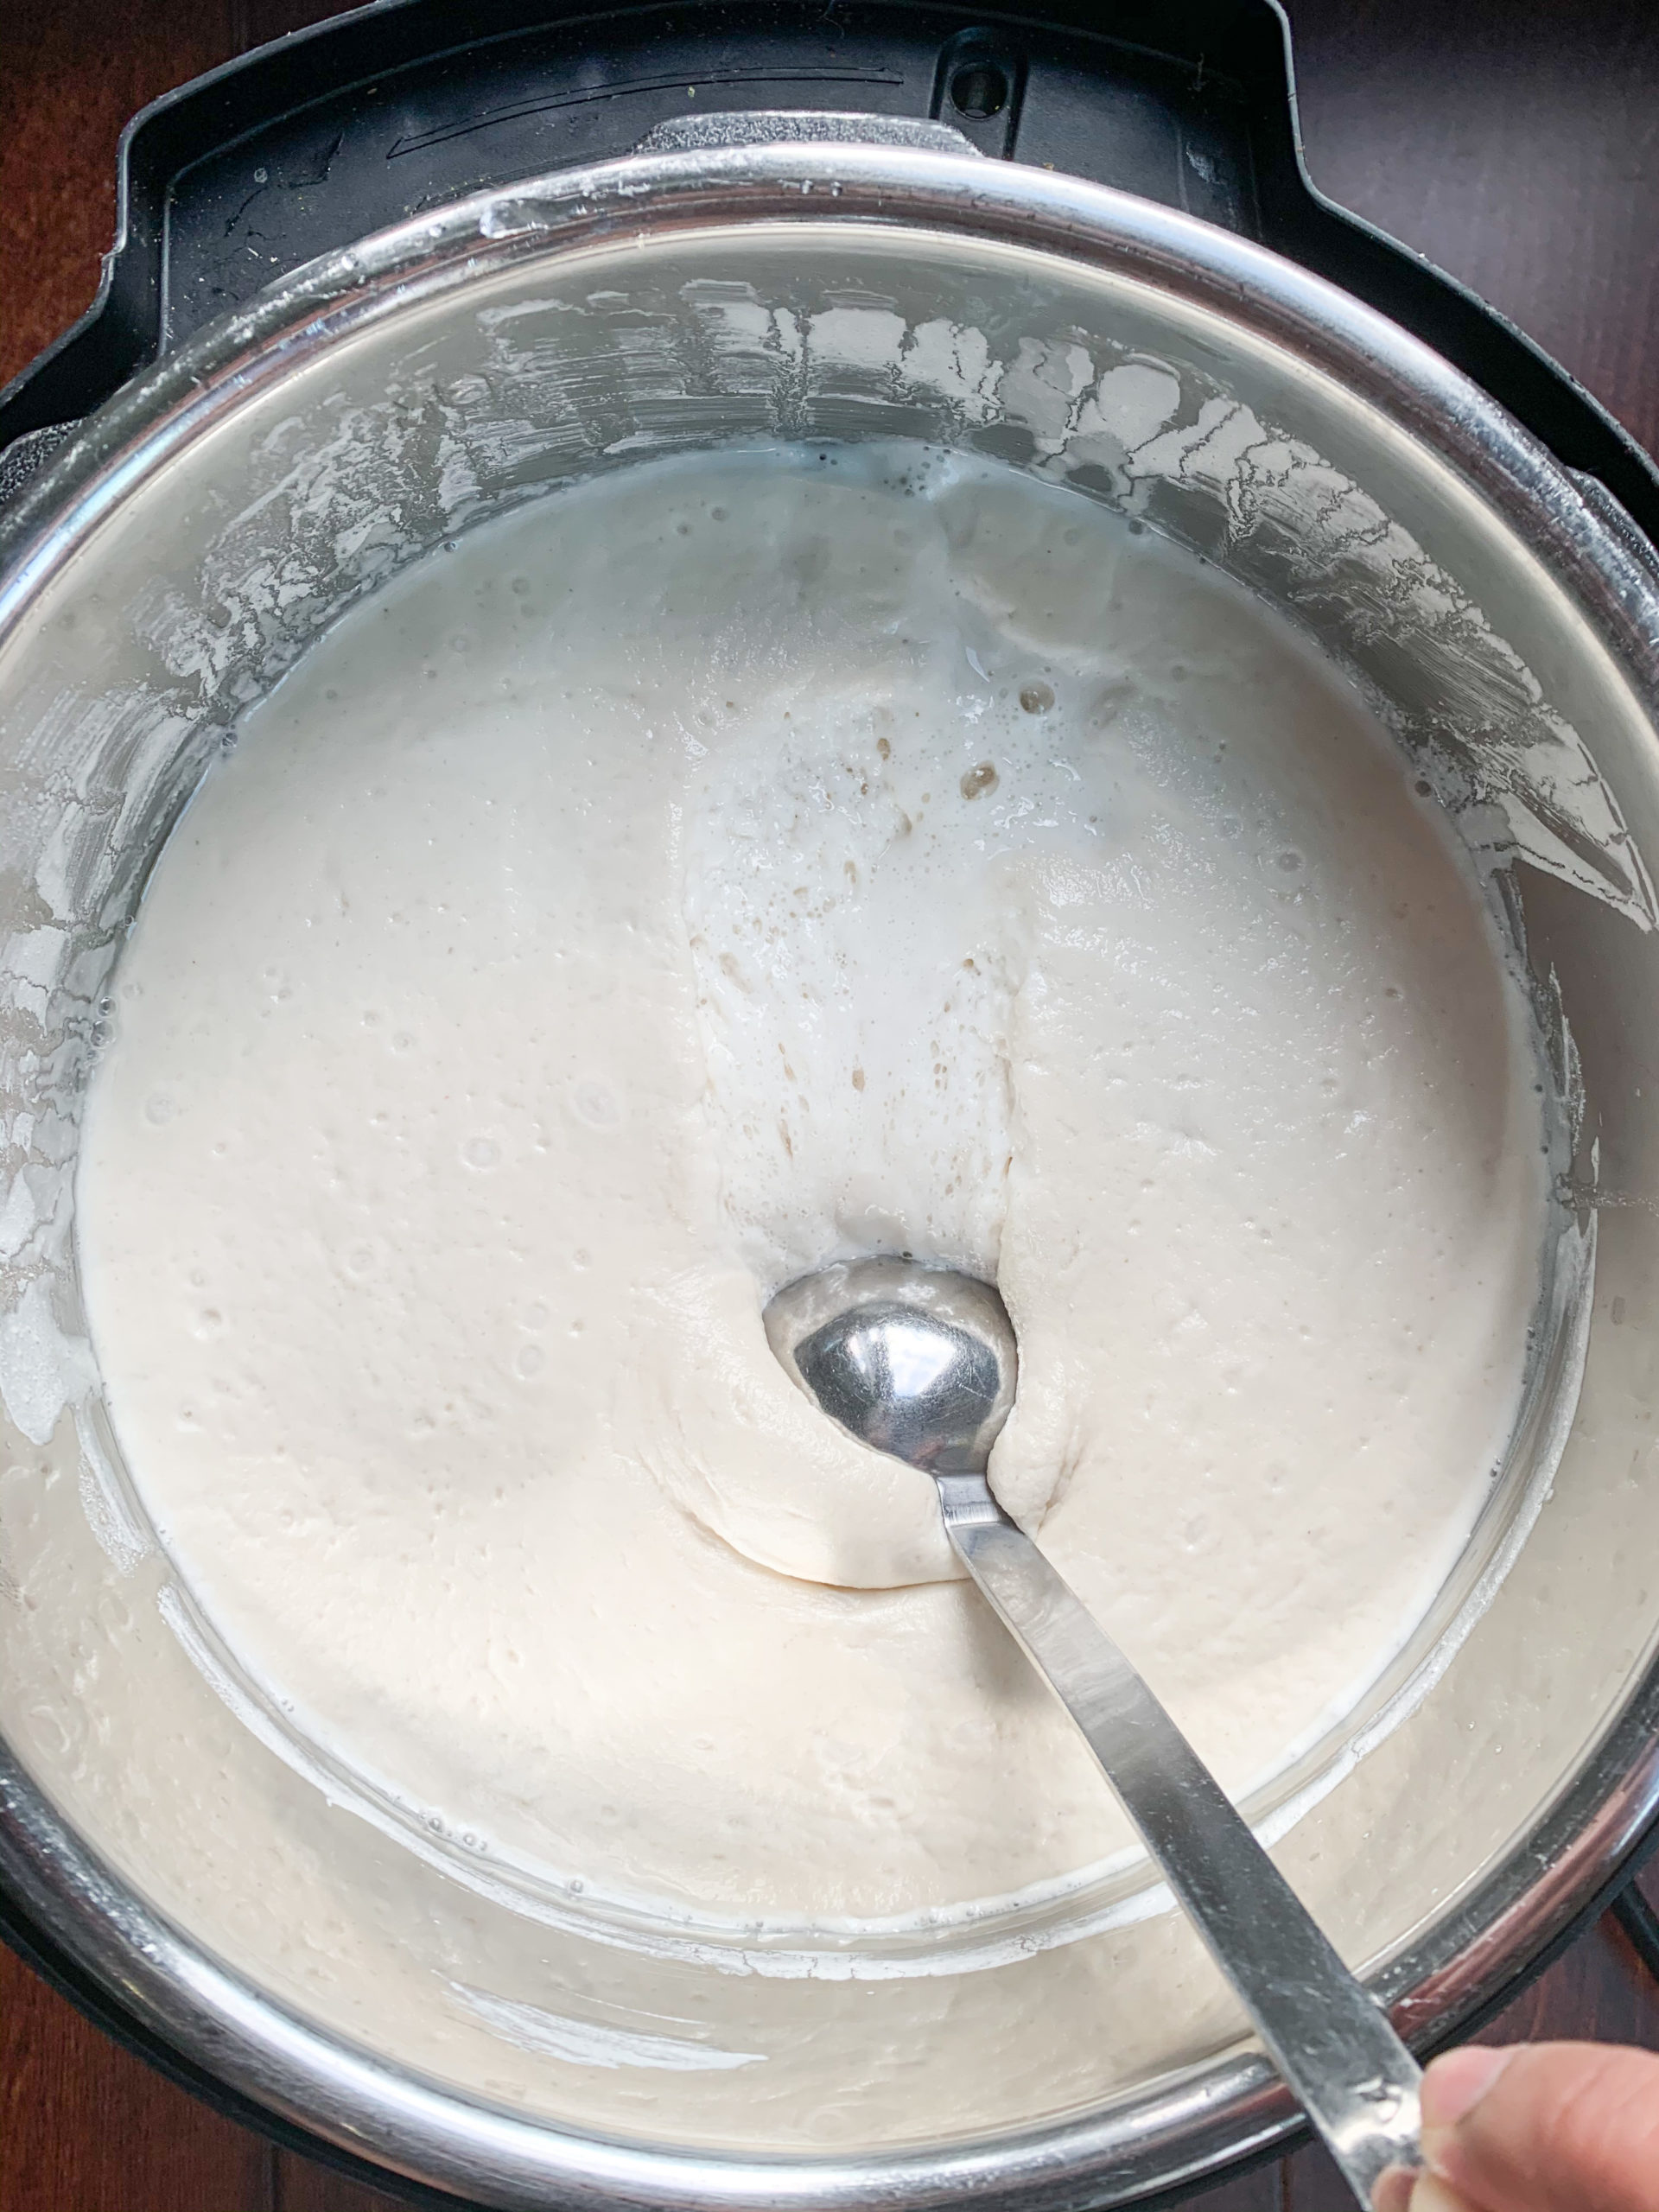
[76,445,1546,1926]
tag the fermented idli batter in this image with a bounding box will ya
[75,445,1546,1926]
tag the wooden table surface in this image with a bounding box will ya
[3,1,1658,2204]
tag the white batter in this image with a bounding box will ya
[75,445,1546,1926]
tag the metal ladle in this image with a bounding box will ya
[765,1257,1422,2209]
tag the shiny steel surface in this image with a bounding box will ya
[1,130,1659,2212]
[768,1262,1421,2207]
[764,1259,1019,1475]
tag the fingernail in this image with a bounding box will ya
[1421,2044,1516,2134]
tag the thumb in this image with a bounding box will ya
[1410,2040,1659,2212]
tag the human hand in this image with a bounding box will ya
[1373,2041,1659,2211]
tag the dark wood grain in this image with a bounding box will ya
[0,1937,277,2212]
[0,0,348,393]
[1193,2163,1287,2210]
[1,0,230,387]
[1284,0,1659,460]
[270,2146,402,2210]
[3,2,1659,2205]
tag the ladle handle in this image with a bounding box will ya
[936,1471,1422,2209]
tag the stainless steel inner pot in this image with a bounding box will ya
[3,134,1659,2210]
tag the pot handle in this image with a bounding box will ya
[632,111,981,159]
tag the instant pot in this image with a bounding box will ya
[4,3,1659,2206]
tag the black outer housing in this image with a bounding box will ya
[3,3,1658,2202]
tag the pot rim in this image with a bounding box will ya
[3,137,1659,2210]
